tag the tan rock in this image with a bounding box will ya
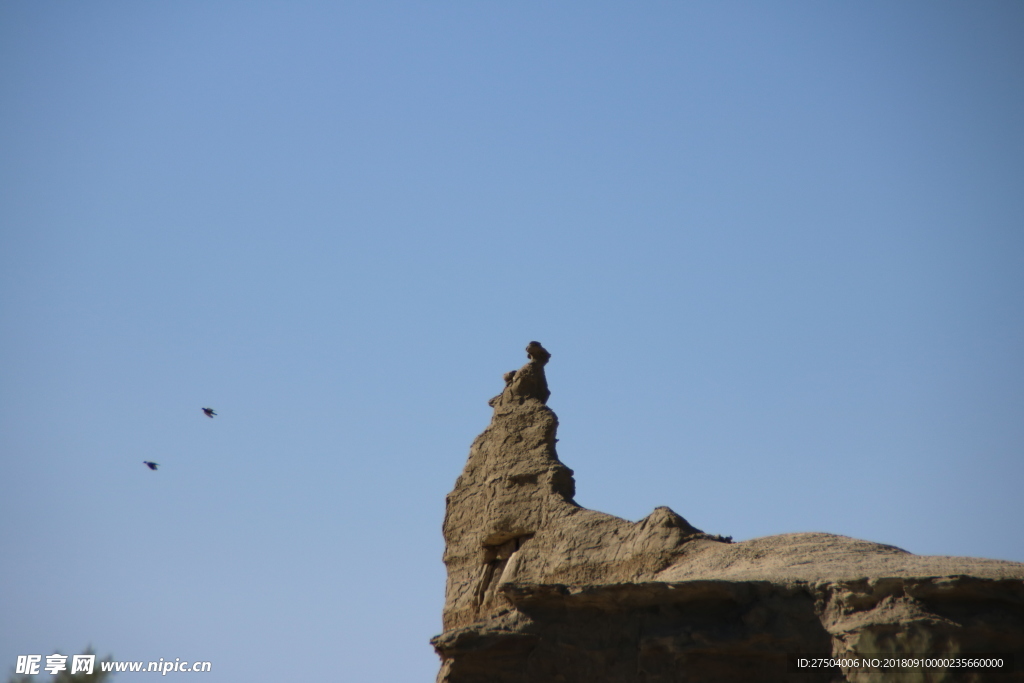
[434,344,1024,682]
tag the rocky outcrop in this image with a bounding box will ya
[433,343,1024,682]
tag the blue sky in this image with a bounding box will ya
[2,2,1022,681]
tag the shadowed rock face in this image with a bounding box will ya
[433,344,1024,683]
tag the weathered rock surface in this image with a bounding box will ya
[433,343,1024,682]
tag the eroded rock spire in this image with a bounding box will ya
[434,344,1024,683]
[438,342,707,634]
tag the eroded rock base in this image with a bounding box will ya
[435,576,1024,682]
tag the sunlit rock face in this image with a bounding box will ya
[433,343,1024,683]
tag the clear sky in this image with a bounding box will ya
[2,2,1022,681]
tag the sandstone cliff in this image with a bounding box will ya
[433,344,1024,682]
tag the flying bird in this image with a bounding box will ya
[143,461,159,470]
[202,407,217,418]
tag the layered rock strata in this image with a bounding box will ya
[433,343,1024,682]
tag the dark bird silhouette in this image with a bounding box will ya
[143,461,159,470]
[202,407,217,418]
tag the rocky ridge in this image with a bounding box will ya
[433,344,1024,682]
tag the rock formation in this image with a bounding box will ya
[433,343,1024,682]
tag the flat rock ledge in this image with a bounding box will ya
[433,344,1024,683]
